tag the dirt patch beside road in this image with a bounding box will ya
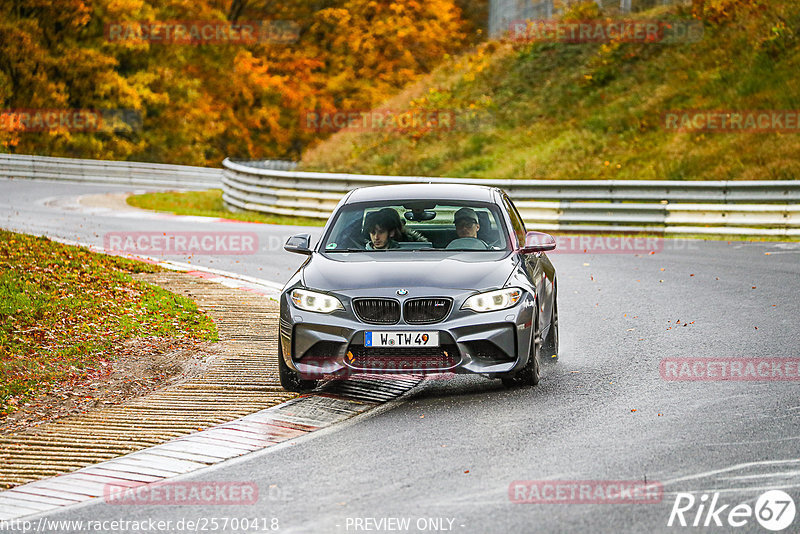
[0,272,292,490]
[0,337,221,435]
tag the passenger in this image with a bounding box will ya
[447,207,490,250]
[364,210,399,250]
[375,207,428,243]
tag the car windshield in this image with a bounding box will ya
[322,201,510,252]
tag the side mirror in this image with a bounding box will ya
[284,233,312,255]
[520,231,556,254]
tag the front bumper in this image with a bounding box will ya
[279,287,537,379]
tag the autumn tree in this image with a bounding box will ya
[0,0,470,164]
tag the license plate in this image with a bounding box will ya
[365,331,439,347]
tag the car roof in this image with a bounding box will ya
[346,183,499,203]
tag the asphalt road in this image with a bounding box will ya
[2,177,800,534]
[0,178,319,283]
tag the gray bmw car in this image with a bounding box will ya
[279,184,558,392]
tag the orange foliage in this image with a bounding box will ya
[0,0,469,164]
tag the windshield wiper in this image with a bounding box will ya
[425,248,498,252]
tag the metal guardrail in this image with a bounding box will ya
[0,153,222,189]
[2,154,797,237]
[222,159,800,237]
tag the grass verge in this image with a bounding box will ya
[126,189,327,227]
[0,230,218,416]
[300,1,800,181]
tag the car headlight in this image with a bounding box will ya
[291,289,344,313]
[462,287,523,313]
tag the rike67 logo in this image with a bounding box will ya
[668,490,796,531]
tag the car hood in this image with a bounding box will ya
[302,252,516,291]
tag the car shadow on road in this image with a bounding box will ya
[401,369,560,401]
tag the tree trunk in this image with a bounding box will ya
[227,0,249,22]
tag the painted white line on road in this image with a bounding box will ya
[718,470,800,481]
[0,226,426,523]
[660,482,800,498]
[3,384,421,523]
[0,391,413,521]
[703,434,800,446]
[660,459,800,488]
[52,236,284,298]
[32,192,292,297]
[40,192,256,225]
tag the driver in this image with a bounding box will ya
[455,207,481,238]
[448,207,490,249]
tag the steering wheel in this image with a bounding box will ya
[344,234,367,249]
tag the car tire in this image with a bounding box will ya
[278,341,317,393]
[501,312,541,387]
[542,297,559,363]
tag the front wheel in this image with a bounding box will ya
[542,299,559,363]
[278,341,317,393]
[501,314,541,387]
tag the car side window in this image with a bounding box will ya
[502,196,526,248]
